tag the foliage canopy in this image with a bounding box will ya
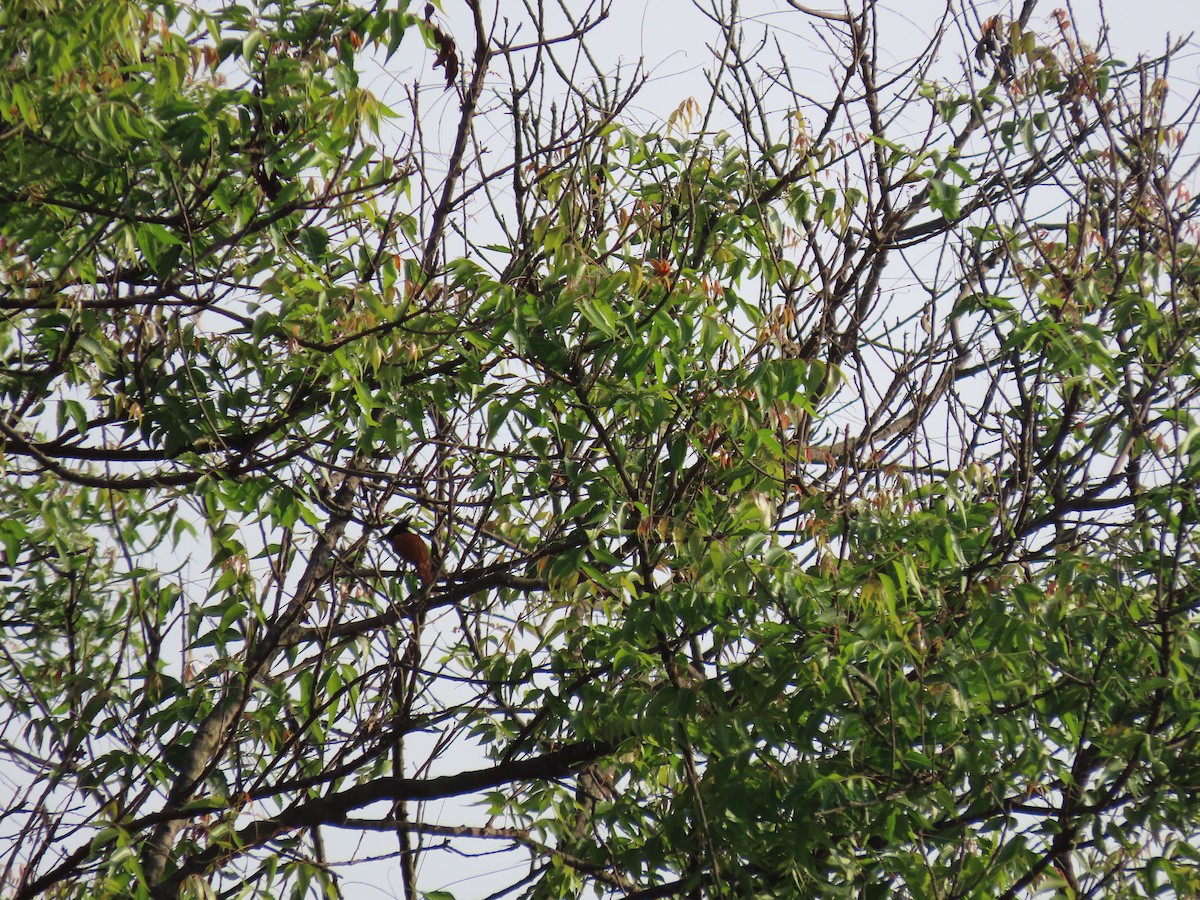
[3,0,1200,897]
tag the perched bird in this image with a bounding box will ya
[386,518,436,587]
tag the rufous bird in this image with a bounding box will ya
[386,518,436,587]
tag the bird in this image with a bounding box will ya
[385,518,436,587]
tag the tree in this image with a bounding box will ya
[2,0,1200,896]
